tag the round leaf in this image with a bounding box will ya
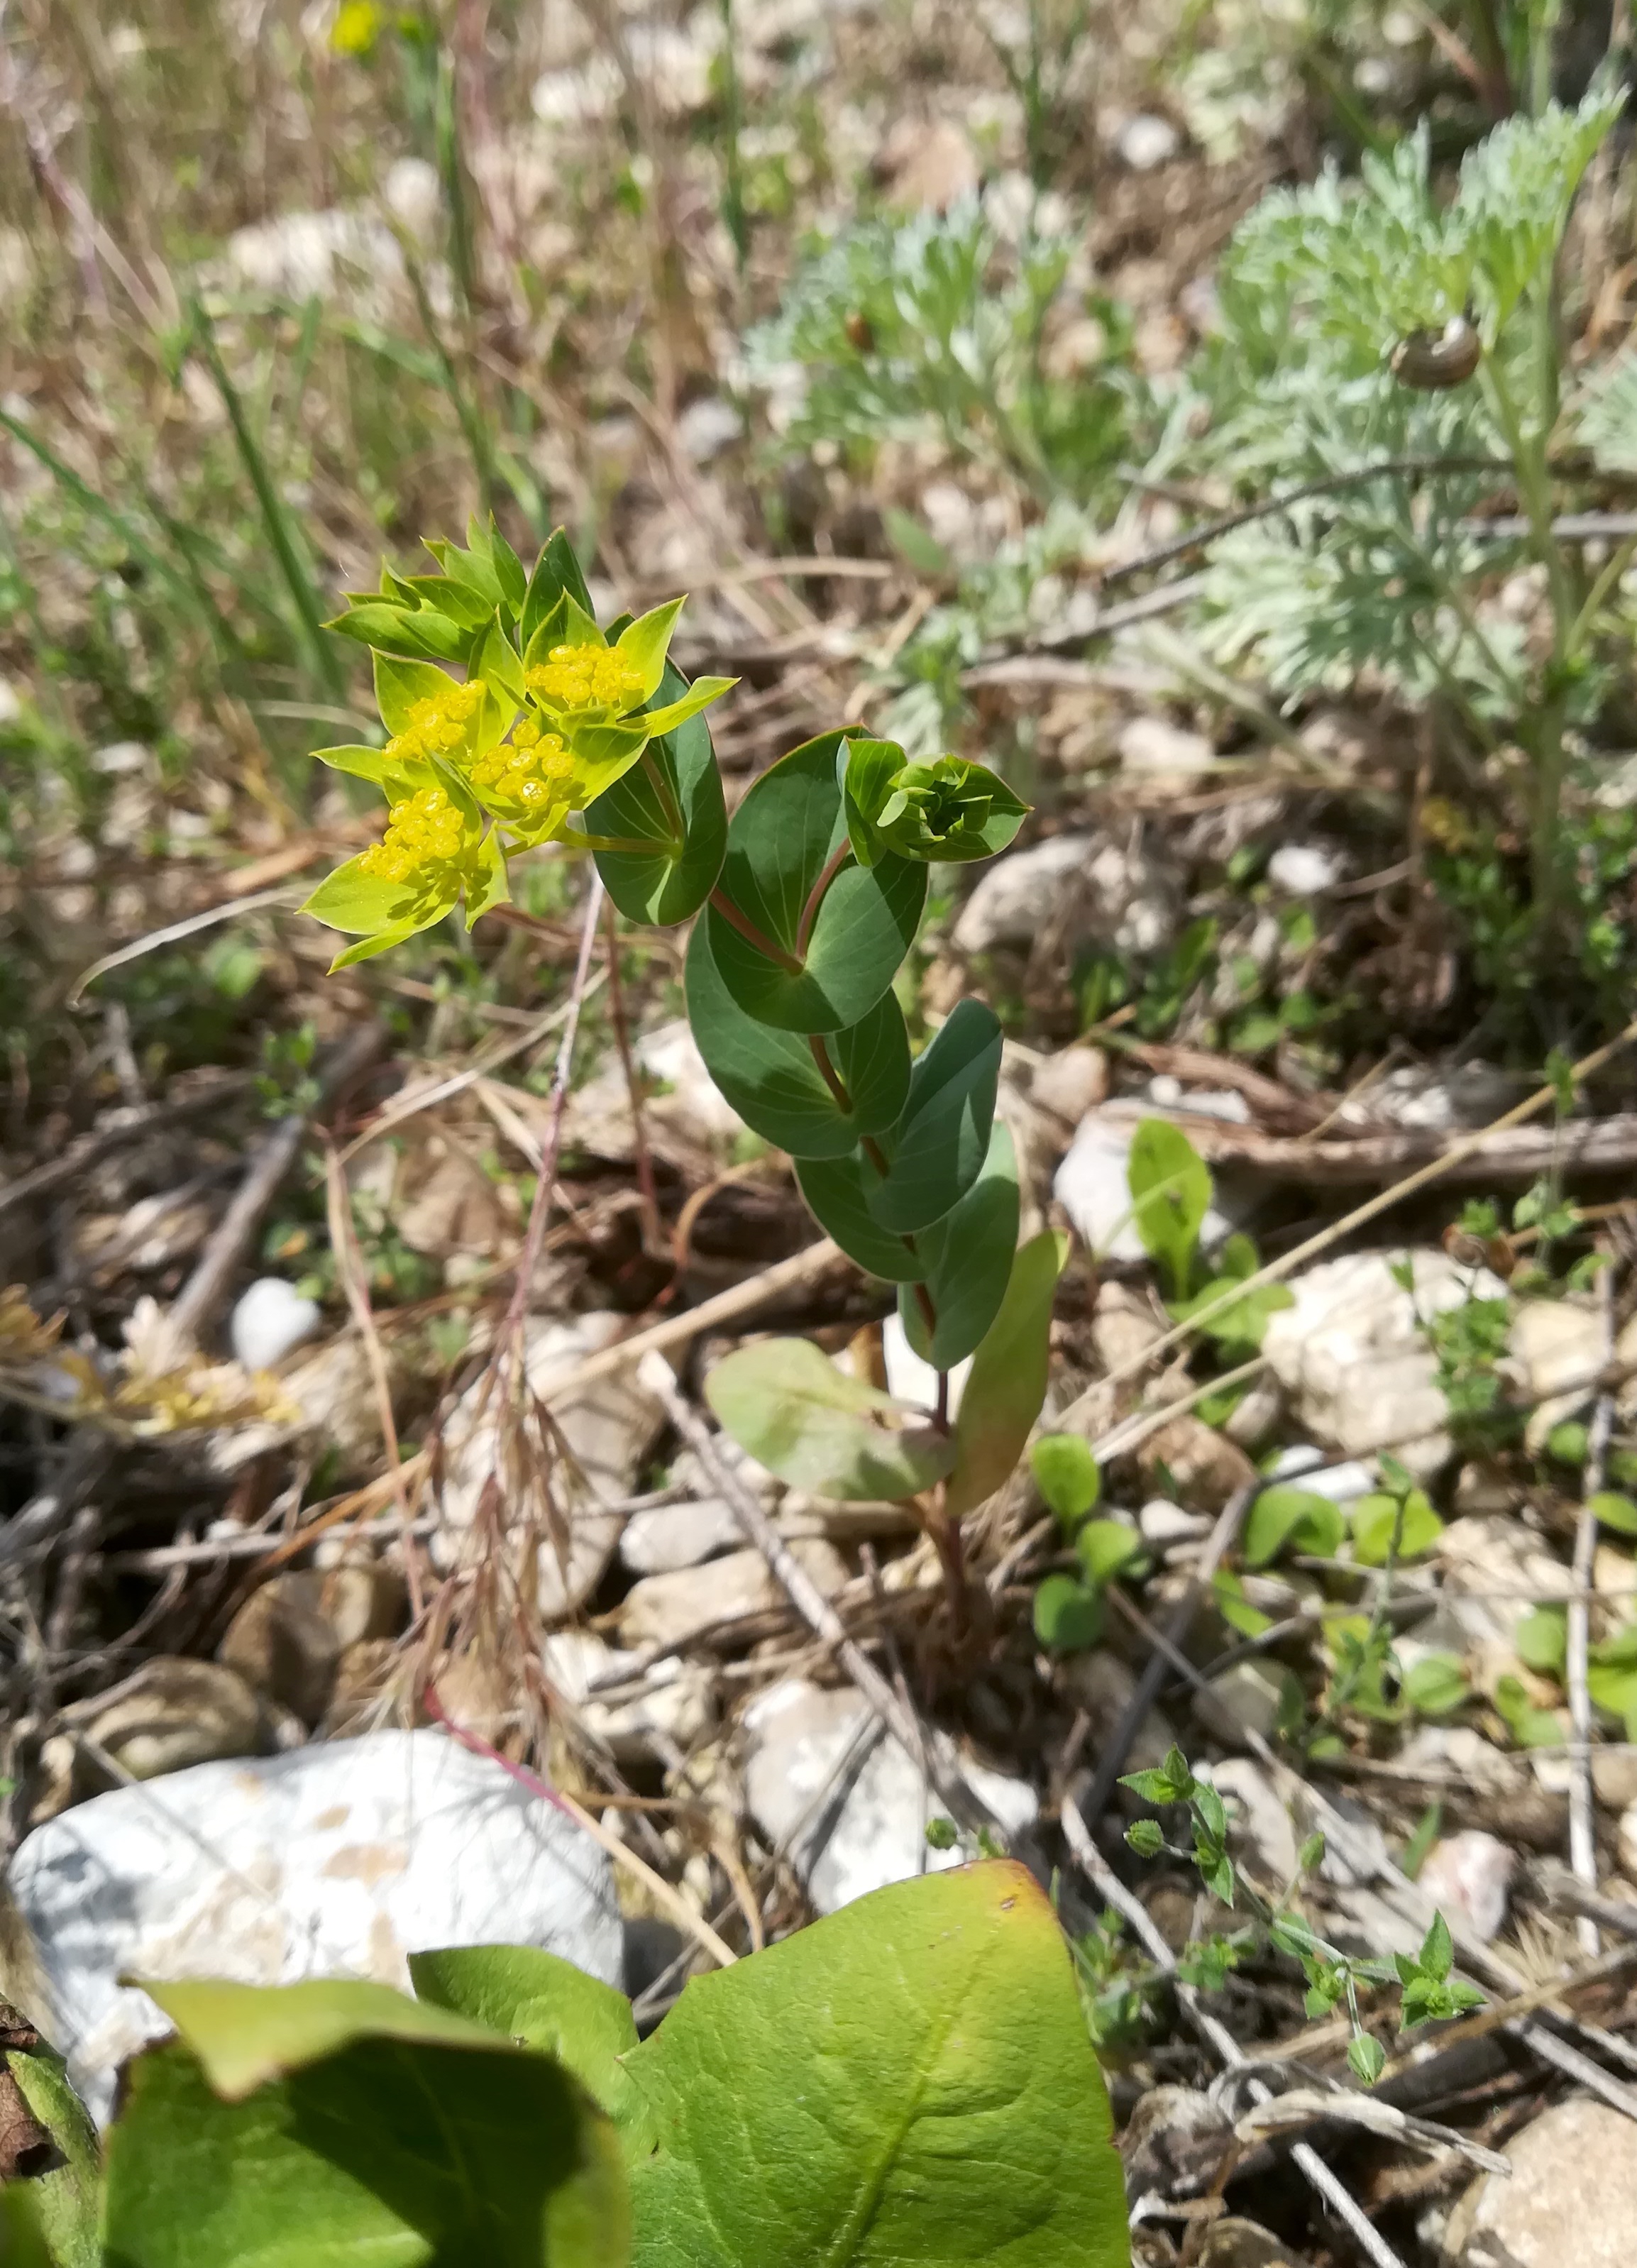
[1591,1490,1637,1535]
[704,1337,954,1501]
[1030,1433,1101,1527]
[1243,1485,1345,1569]
[620,1862,1127,2268]
[687,918,910,1160]
[1034,1574,1103,1652]
[1350,1489,1444,1566]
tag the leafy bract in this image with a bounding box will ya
[104,1976,628,2267]
[589,668,728,925]
[687,918,910,1159]
[705,1337,955,1501]
[896,1117,1019,1370]
[945,1231,1067,1520]
[620,1861,1128,2268]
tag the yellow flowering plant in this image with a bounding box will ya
[304,517,1061,1570]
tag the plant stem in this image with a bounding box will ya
[796,837,853,959]
[559,828,662,855]
[707,886,804,974]
[808,1033,853,1113]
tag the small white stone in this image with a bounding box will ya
[619,1495,743,1575]
[1115,113,1181,170]
[1193,1660,1286,1746]
[676,396,743,463]
[882,1311,970,1416]
[229,1277,322,1370]
[1267,843,1342,896]
[382,155,441,237]
[952,835,1092,954]
[6,1730,621,2124]
[742,1678,1037,1915]
[1054,1113,1236,1262]
[1265,1445,1376,1502]
[1140,1499,1210,1549]
[1118,715,1213,777]
[1416,1829,1514,1942]
[91,739,150,776]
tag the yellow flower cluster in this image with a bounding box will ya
[358,784,467,884]
[384,680,483,767]
[469,715,576,814]
[527,644,644,711]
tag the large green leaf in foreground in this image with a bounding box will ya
[621,1861,1127,2268]
[102,1976,627,2268]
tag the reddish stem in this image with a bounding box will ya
[796,837,853,959]
[808,1033,853,1114]
[708,886,804,974]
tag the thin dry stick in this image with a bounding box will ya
[639,1351,998,1834]
[323,1141,423,1620]
[602,896,663,1255]
[170,1024,382,1347]
[1059,1802,1412,2268]
[1079,1481,1258,1829]
[1568,1257,1616,1956]
[421,1682,736,1968]
[1061,1013,1637,1426]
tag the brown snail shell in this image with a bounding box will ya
[1389,313,1482,390]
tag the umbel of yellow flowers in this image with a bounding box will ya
[301,547,734,969]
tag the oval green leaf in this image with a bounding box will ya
[1030,1432,1101,1527]
[704,1337,954,1501]
[795,1150,928,1281]
[688,918,911,1160]
[1033,1573,1103,1653]
[944,1230,1068,1521]
[1242,1485,1345,1569]
[621,1861,1126,2268]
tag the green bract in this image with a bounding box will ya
[305,522,1054,1566]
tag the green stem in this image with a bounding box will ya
[560,827,664,854]
[639,744,685,845]
[707,886,804,974]
[1566,530,1637,656]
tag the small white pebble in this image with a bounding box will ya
[1416,1829,1514,1942]
[1140,1499,1211,1548]
[231,1277,321,1370]
[1267,843,1342,896]
[1115,113,1181,171]
[881,1312,970,1418]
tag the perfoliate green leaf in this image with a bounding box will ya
[475,612,526,706]
[704,1336,955,1501]
[865,1000,1001,1234]
[409,1946,646,2140]
[795,1149,929,1281]
[944,1230,1067,1520]
[521,528,595,649]
[373,651,461,737]
[300,853,423,933]
[707,730,926,1035]
[329,919,422,969]
[895,1117,1020,1370]
[312,742,421,793]
[592,676,728,926]
[688,919,911,1160]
